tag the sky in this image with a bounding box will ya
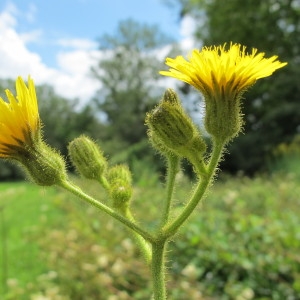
[0,0,196,102]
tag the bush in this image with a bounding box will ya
[170,174,300,299]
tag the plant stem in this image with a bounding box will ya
[163,139,225,237]
[59,180,155,243]
[123,207,152,263]
[160,155,180,228]
[151,240,167,300]
[99,175,110,190]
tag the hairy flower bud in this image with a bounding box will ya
[161,88,181,106]
[107,164,132,186]
[110,181,133,208]
[146,102,206,159]
[107,165,133,208]
[68,135,107,180]
[147,103,193,148]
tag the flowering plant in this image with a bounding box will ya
[0,43,286,299]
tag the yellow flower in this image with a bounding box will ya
[0,76,40,158]
[160,43,287,99]
[0,76,67,185]
[160,43,287,142]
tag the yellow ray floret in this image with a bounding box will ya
[0,76,40,157]
[160,43,287,99]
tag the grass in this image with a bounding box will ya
[0,182,65,297]
[0,156,299,299]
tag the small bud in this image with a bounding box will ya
[161,88,181,106]
[107,165,133,209]
[147,130,176,156]
[146,102,206,158]
[107,164,132,186]
[110,180,133,208]
[146,102,193,149]
[18,142,67,186]
[68,135,107,180]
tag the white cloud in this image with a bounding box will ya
[0,3,100,103]
[19,29,43,43]
[0,3,17,29]
[57,38,98,50]
[0,5,48,78]
[25,3,37,23]
[179,15,199,51]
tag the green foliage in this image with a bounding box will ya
[269,134,300,178]
[169,0,300,174]
[0,182,65,299]
[2,164,300,299]
[171,171,300,299]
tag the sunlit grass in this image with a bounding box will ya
[0,182,64,297]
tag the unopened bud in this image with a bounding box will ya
[110,180,133,208]
[68,135,107,180]
[161,88,181,106]
[146,102,206,158]
[107,164,132,186]
[147,102,193,149]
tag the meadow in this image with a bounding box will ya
[0,157,300,300]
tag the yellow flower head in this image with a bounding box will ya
[160,43,287,99]
[0,76,40,158]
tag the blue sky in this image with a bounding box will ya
[0,0,181,67]
[0,0,196,101]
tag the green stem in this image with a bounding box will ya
[99,175,110,191]
[59,180,155,243]
[122,207,152,263]
[163,139,225,237]
[151,240,167,300]
[160,155,180,228]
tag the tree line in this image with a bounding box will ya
[1,0,300,179]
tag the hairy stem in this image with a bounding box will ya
[163,139,225,237]
[59,180,155,243]
[151,240,167,300]
[122,207,152,263]
[160,155,180,228]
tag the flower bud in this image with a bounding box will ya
[107,164,132,186]
[161,88,181,106]
[147,130,176,156]
[110,180,133,208]
[107,165,133,208]
[147,102,193,148]
[146,102,206,158]
[68,135,107,180]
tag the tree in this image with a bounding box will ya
[91,19,174,151]
[167,0,300,174]
[37,84,103,155]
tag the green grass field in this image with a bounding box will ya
[0,161,300,299]
[0,182,66,298]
